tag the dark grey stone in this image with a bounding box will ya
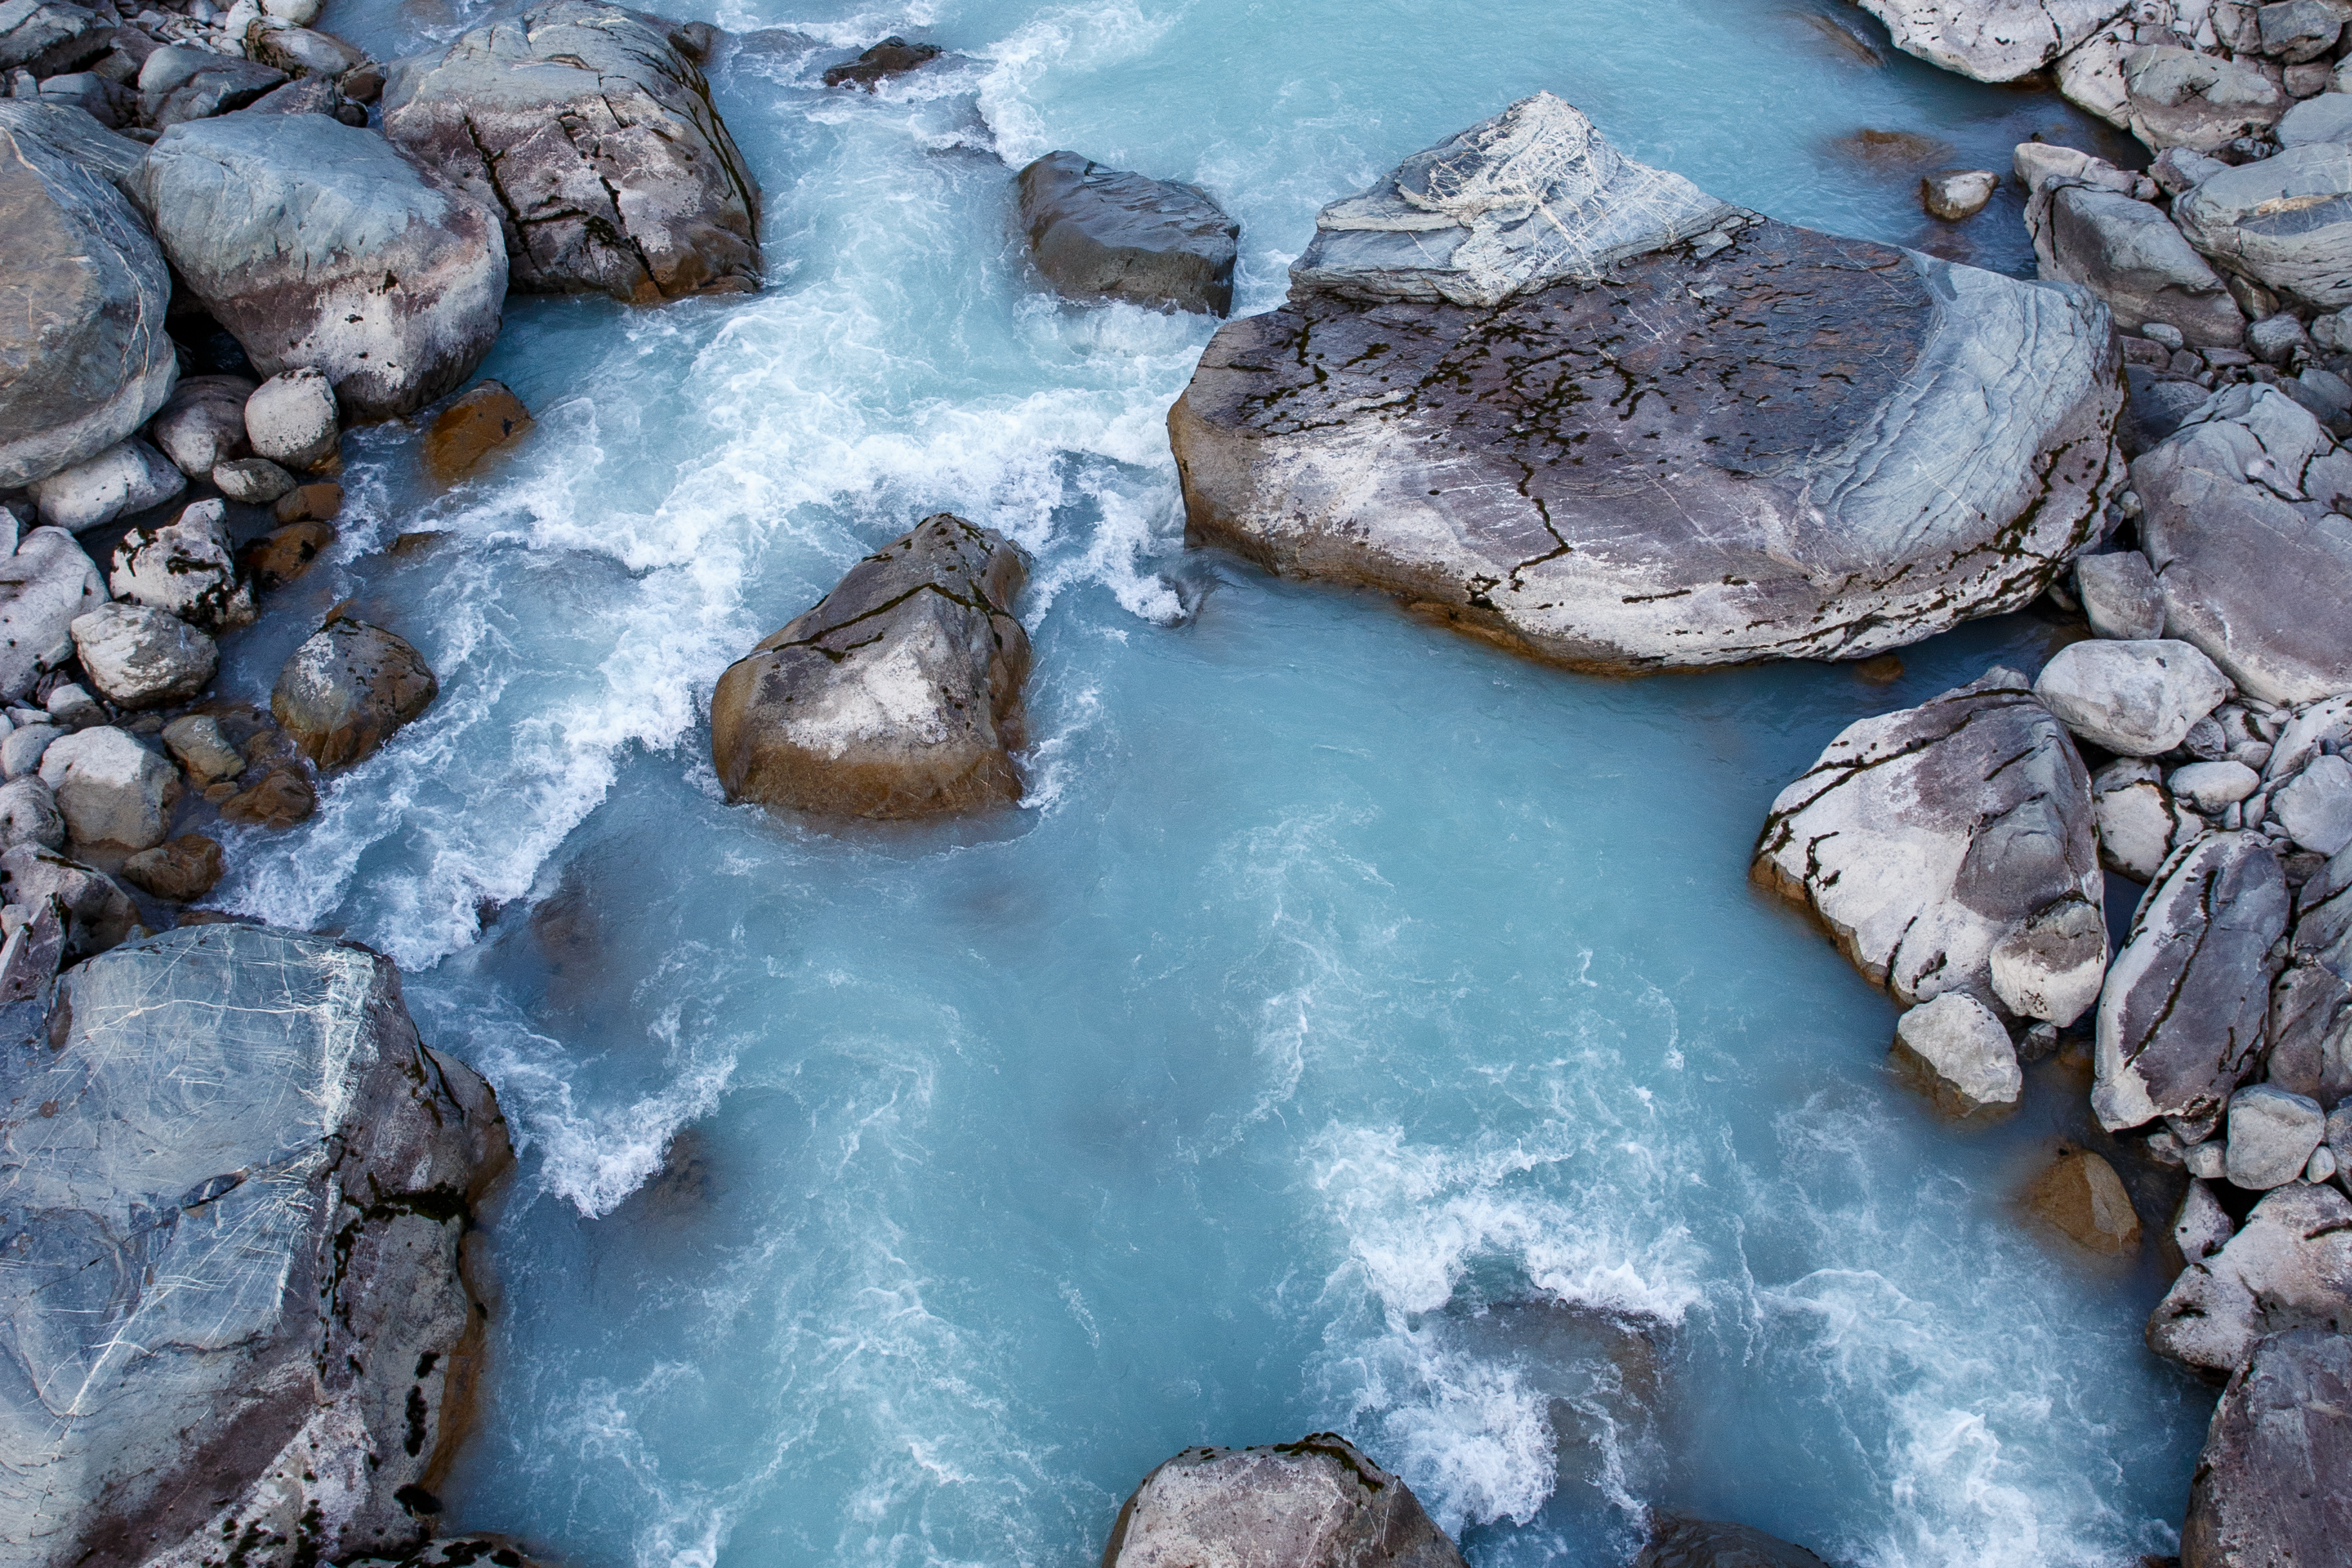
[0,0,112,79]
[1017,151,1238,316]
[142,53,286,127]
[271,616,439,767]
[2184,1328,2352,1567]
[1634,1516,1833,1568]
[2028,180,2246,348]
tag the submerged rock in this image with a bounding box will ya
[2182,1328,2352,1568]
[423,380,533,482]
[1169,94,2122,671]
[1102,1434,1467,1568]
[2148,1179,2352,1377]
[1921,168,1998,220]
[821,35,938,89]
[1633,1516,1832,1568]
[711,514,1031,819]
[383,0,761,302]
[272,616,438,767]
[1016,151,1239,316]
[2026,1144,2143,1254]
[0,925,512,1568]
[1754,669,2103,1017]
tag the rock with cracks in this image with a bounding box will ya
[2147,1179,2352,1378]
[1856,0,2130,81]
[2181,1328,2352,1568]
[1168,94,2123,671]
[1101,1433,1467,1568]
[710,514,1030,819]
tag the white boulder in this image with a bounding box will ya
[2275,752,2352,855]
[37,724,180,850]
[68,602,216,709]
[2148,1180,2352,1377]
[2033,638,2233,755]
[1890,993,2023,1116]
[108,498,254,632]
[26,438,184,532]
[2227,1084,2329,1188]
[242,368,338,471]
[0,528,104,704]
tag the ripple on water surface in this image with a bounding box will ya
[209,0,2198,1563]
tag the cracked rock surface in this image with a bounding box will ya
[2182,1328,2352,1567]
[2146,1179,2352,1378]
[1168,95,2123,671]
[382,0,761,302]
[1753,667,2104,1016]
[710,513,1030,819]
[1857,0,2130,81]
[1102,1433,1466,1568]
[0,924,512,1568]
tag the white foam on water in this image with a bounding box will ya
[970,0,1178,167]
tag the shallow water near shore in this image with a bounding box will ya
[209,0,2198,1563]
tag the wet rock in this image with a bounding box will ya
[272,616,436,767]
[0,775,62,850]
[0,1,112,79]
[2148,1179,2352,1377]
[382,0,760,302]
[70,600,217,709]
[2076,548,2168,640]
[2170,758,2262,812]
[1170,95,2122,671]
[2133,385,2352,703]
[110,496,255,631]
[2176,1178,2235,1262]
[0,841,130,956]
[161,712,240,783]
[2096,832,2287,1130]
[119,830,220,899]
[242,366,337,471]
[2175,142,2352,309]
[138,46,286,126]
[422,380,531,483]
[821,35,939,89]
[213,456,297,504]
[273,480,341,524]
[2024,1144,2142,1254]
[1632,1517,1832,1568]
[2181,1328,2352,1568]
[2092,758,2202,879]
[1890,992,2022,1116]
[148,373,253,478]
[27,436,184,532]
[2275,752,2352,852]
[1921,168,1998,219]
[1016,151,1240,316]
[2226,1083,2328,1187]
[0,527,104,703]
[712,514,1030,819]
[2033,637,2233,755]
[37,723,178,849]
[1101,1434,1467,1568]
[0,924,512,1568]
[240,519,333,591]
[1988,894,2109,1023]
[135,115,505,419]
[2124,45,2291,153]
[216,762,314,827]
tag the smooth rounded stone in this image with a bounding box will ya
[1756,669,2103,1011]
[135,115,505,419]
[147,372,253,478]
[217,761,314,827]
[0,723,55,781]
[2148,1180,2352,1377]
[1890,993,2023,1116]
[41,680,97,729]
[0,774,62,849]
[2170,758,2262,812]
[2032,637,2233,755]
[2313,1143,2340,1181]
[37,723,177,849]
[110,496,255,631]
[69,600,217,709]
[422,380,532,482]
[1016,150,1240,316]
[2181,1328,2352,1568]
[820,34,939,89]
[2075,547,2168,640]
[26,436,183,532]
[2275,751,2352,853]
[0,0,112,78]
[140,50,286,126]
[1988,894,2109,1023]
[0,924,512,1568]
[1855,0,2125,79]
[2175,142,2352,308]
[0,841,130,956]
[161,712,239,784]
[2124,44,2291,152]
[1101,1434,1467,1568]
[271,616,436,767]
[2024,1145,2142,1255]
[1175,95,2121,671]
[1632,1516,1832,1568]
[712,514,1031,819]
[2026,182,2245,348]
[240,17,360,78]
[2133,386,2352,703]
[2227,1083,2329,1187]
[118,830,220,899]
[212,455,295,504]
[2186,1135,2229,1178]
[2096,831,2288,1129]
[2279,89,2352,146]
[242,366,337,471]
[2175,1177,2234,1263]
[0,527,103,704]
[1921,168,1998,220]
[240,518,332,589]
[382,0,760,302]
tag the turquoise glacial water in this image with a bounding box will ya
[212,0,2195,1563]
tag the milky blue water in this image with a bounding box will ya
[213,1,2198,1563]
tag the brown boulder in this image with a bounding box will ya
[273,480,341,524]
[119,833,223,901]
[822,35,939,88]
[216,765,315,827]
[271,617,437,768]
[240,520,334,590]
[2023,1145,2142,1255]
[422,380,531,482]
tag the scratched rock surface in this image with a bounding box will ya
[0,925,511,1568]
[1168,93,2124,671]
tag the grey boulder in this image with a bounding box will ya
[2181,1329,2352,1568]
[2095,831,2288,1130]
[2075,548,2168,640]
[36,723,178,850]
[1016,150,1239,316]
[2148,1180,2352,1377]
[2027,181,2245,348]
[2278,89,2352,147]
[1102,1435,1466,1568]
[382,0,760,302]
[137,46,286,127]
[0,527,103,703]
[213,456,297,504]
[2276,751,2352,853]
[0,99,143,190]
[0,774,63,850]
[26,436,183,532]
[2091,757,2202,879]
[146,372,253,478]
[1856,0,2131,80]
[0,0,112,79]
[0,115,174,491]
[1754,669,2104,1015]
[244,366,338,471]
[1890,993,2023,1117]
[134,114,505,419]
[242,17,365,79]
[0,925,512,1568]
[0,841,130,956]
[2226,1083,2329,1188]
[2124,44,2291,153]
[2175,142,2352,308]
[1170,94,2123,671]
[110,496,255,631]
[2266,833,2352,1106]
[711,514,1030,818]
[70,600,217,708]
[2032,637,2233,754]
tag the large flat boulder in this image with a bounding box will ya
[2147,1181,2352,1378]
[133,114,505,420]
[1857,0,2130,80]
[1102,1435,1466,1568]
[2175,142,2352,309]
[2182,1329,2352,1568]
[0,925,512,1568]
[1754,668,2104,1018]
[0,112,175,491]
[1168,95,2123,671]
[382,0,760,301]
[710,514,1030,819]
